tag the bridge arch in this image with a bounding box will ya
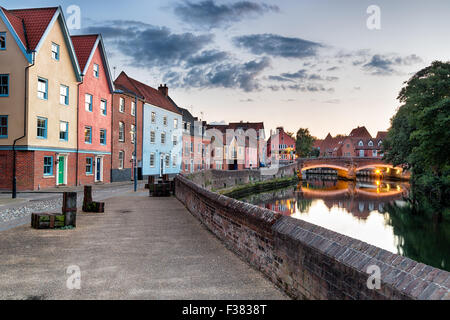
[356,164,402,173]
[301,164,349,172]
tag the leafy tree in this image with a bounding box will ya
[295,128,315,158]
[383,61,450,217]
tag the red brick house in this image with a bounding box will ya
[267,127,296,164]
[111,72,144,182]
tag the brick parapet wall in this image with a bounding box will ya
[175,174,450,300]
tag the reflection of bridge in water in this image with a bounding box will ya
[261,179,409,220]
[295,157,410,180]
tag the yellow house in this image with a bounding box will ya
[0,6,82,190]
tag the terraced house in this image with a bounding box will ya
[72,34,114,185]
[0,6,82,190]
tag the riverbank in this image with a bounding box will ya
[219,176,299,199]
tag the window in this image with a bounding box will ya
[0,115,7,138]
[43,156,53,176]
[165,154,170,167]
[100,99,107,116]
[0,32,5,50]
[368,140,374,147]
[131,101,136,116]
[86,157,93,174]
[37,117,47,138]
[373,150,377,157]
[118,151,124,169]
[172,154,177,168]
[119,98,125,112]
[174,119,178,129]
[359,150,365,157]
[131,124,135,144]
[191,142,194,153]
[59,121,68,141]
[60,85,69,105]
[150,153,155,167]
[93,64,99,78]
[85,94,93,112]
[37,78,48,100]
[378,140,382,147]
[84,126,92,144]
[0,74,8,96]
[161,132,166,144]
[100,129,106,145]
[163,116,167,126]
[150,131,155,143]
[51,43,60,60]
[173,135,177,146]
[151,112,156,123]
[358,140,364,147]
[186,123,190,132]
[118,122,125,142]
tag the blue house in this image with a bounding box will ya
[139,84,182,177]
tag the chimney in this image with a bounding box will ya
[158,83,168,96]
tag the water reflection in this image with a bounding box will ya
[239,175,449,271]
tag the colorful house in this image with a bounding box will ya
[267,127,296,164]
[0,6,82,190]
[112,72,144,182]
[71,34,114,185]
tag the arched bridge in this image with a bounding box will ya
[295,157,408,180]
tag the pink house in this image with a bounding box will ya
[71,34,114,185]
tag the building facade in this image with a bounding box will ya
[267,127,296,165]
[72,34,114,185]
[0,6,82,190]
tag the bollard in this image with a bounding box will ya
[62,192,77,227]
[82,185,93,211]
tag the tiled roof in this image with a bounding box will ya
[114,72,181,115]
[4,7,58,51]
[376,131,388,140]
[71,35,98,72]
[228,122,264,131]
[349,126,372,139]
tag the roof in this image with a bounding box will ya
[2,7,58,51]
[228,121,264,131]
[71,34,98,72]
[114,72,181,115]
[349,126,372,139]
[376,131,388,140]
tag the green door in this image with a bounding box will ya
[58,156,65,185]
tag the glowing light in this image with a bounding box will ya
[376,180,381,186]
[375,169,381,175]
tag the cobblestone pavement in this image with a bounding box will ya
[0,192,288,300]
[0,182,144,232]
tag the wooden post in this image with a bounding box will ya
[62,192,77,227]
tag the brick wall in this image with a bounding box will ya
[175,174,450,300]
[77,153,111,185]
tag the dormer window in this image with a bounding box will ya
[51,43,60,60]
[368,140,374,147]
[358,140,364,147]
[378,140,382,146]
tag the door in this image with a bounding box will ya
[58,156,65,185]
[95,157,102,182]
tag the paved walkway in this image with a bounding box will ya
[0,190,287,300]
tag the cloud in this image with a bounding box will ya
[240,98,254,102]
[233,33,322,58]
[83,20,213,67]
[362,54,423,75]
[173,0,279,29]
[268,84,334,93]
[270,69,339,83]
[324,99,340,104]
[186,50,229,67]
[170,56,272,92]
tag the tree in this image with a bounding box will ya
[383,61,450,217]
[295,128,315,158]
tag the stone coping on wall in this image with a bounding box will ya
[175,173,450,300]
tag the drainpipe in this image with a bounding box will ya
[134,94,138,192]
[12,51,35,198]
[75,77,83,186]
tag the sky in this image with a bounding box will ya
[4,0,450,138]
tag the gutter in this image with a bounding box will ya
[12,51,35,198]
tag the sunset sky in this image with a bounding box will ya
[4,0,450,138]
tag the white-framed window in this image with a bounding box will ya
[150,153,155,167]
[100,99,107,116]
[172,154,177,168]
[118,121,125,142]
[51,42,60,60]
[161,132,166,144]
[59,85,69,105]
[131,101,136,116]
[131,124,136,144]
[359,150,364,157]
[37,78,48,100]
[373,150,377,157]
[93,63,99,78]
[118,151,124,169]
[174,118,178,129]
[151,112,156,123]
[119,97,125,113]
[378,140,382,147]
[165,154,170,167]
[85,94,93,112]
[173,135,177,146]
[368,140,374,147]
[186,122,190,131]
[150,131,155,143]
[163,116,167,126]
[358,140,364,147]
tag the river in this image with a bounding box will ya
[238,175,450,272]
